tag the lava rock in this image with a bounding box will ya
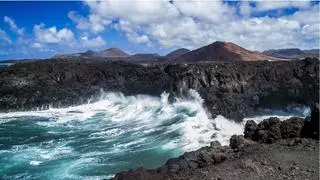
[244,120,257,139]
[0,58,318,122]
[302,104,319,139]
[252,117,282,143]
[210,141,222,148]
[280,117,304,138]
[230,135,254,149]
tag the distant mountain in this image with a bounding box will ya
[263,48,319,59]
[52,48,129,59]
[94,48,129,58]
[52,52,82,59]
[125,53,162,61]
[166,48,190,60]
[175,41,281,62]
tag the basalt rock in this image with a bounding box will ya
[157,142,230,174]
[245,105,320,142]
[114,113,319,180]
[0,58,318,121]
[230,135,255,150]
[280,117,305,138]
[252,117,282,143]
[244,120,257,139]
[302,104,320,139]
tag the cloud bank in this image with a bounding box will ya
[71,0,319,50]
[0,0,319,59]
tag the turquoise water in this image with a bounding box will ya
[0,91,217,179]
[0,91,310,179]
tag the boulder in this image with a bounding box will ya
[252,117,282,143]
[280,117,304,138]
[230,135,254,149]
[244,120,257,139]
[302,104,319,139]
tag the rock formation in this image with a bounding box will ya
[113,105,319,180]
[0,58,318,121]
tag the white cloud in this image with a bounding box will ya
[33,23,74,44]
[80,35,106,47]
[0,28,12,44]
[4,16,24,36]
[68,11,111,33]
[75,0,319,50]
[31,42,43,48]
[126,33,150,44]
[254,1,311,12]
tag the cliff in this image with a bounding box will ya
[0,58,318,121]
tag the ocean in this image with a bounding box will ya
[0,90,310,179]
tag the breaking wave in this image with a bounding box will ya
[0,90,310,179]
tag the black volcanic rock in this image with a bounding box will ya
[175,41,281,62]
[165,48,190,60]
[280,117,305,139]
[245,106,319,143]
[244,120,257,139]
[113,113,319,180]
[0,58,318,121]
[251,117,282,143]
[302,104,319,139]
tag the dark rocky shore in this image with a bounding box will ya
[0,58,318,121]
[113,105,319,180]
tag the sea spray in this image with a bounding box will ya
[0,90,310,179]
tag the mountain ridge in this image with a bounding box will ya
[175,41,283,61]
[51,41,318,62]
[263,48,320,59]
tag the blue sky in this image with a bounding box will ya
[0,1,319,60]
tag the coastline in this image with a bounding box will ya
[0,58,318,121]
[113,105,319,180]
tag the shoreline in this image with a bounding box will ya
[113,105,319,180]
[0,58,318,121]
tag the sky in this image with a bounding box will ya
[0,0,319,60]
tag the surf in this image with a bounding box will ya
[0,90,310,179]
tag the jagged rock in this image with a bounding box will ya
[230,135,255,149]
[244,120,257,139]
[302,104,319,139]
[0,58,318,121]
[251,117,282,143]
[280,117,304,138]
[210,141,222,148]
[113,167,164,180]
[212,152,226,163]
[198,152,214,166]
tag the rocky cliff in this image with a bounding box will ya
[0,58,318,121]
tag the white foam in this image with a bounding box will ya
[29,160,42,166]
[0,90,310,154]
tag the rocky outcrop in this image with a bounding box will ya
[113,106,319,180]
[301,104,319,139]
[114,140,239,180]
[0,58,318,121]
[245,104,319,143]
